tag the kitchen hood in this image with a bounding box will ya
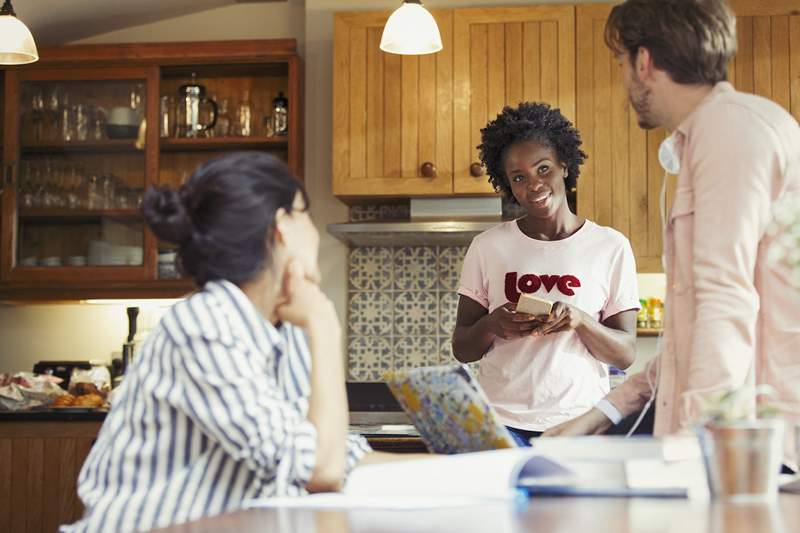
[327,198,504,246]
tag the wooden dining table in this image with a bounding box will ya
[150,494,800,533]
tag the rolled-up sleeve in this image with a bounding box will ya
[177,334,318,489]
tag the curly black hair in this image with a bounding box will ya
[478,102,587,203]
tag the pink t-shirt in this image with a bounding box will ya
[458,219,640,431]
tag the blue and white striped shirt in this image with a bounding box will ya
[62,280,371,532]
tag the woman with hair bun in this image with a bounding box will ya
[63,152,388,532]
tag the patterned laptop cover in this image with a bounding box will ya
[384,364,517,454]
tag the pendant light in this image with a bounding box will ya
[380,0,442,55]
[0,0,39,65]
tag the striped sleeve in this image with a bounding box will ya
[175,333,318,489]
[344,434,371,475]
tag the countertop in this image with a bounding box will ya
[0,409,108,422]
[0,410,420,437]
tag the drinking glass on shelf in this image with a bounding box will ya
[86,174,101,210]
[29,89,45,143]
[60,97,74,142]
[44,86,64,142]
[99,174,116,210]
[130,84,144,113]
[19,160,35,209]
[160,95,175,138]
[235,90,253,137]
[74,104,89,141]
[262,115,275,137]
[215,98,231,137]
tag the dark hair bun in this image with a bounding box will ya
[141,186,193,245]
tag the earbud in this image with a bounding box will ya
[658,134,681,174]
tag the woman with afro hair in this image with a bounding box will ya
[452,102,641,446]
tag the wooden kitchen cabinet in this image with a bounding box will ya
[727,0,800,123]
[332,6,574,199]
[452,5,575,195]
[333,10,455,197]
[0,420,102,533]
[0,40,303,300]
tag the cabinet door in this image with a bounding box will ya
[333,11,454,197]
[1,67,158,283]
[453,5,576,195]
[727,1,800,123]
[575,4,670,273]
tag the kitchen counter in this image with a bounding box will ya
[0,408,108,422]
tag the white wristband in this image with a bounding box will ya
[595,399,623,425]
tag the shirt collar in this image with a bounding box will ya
[203,279,286,352]
[670,81,734,163]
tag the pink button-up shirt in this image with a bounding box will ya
[606,82,800,468]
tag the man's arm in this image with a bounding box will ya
[681,105,776,425]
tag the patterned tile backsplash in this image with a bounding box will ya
[347,245,468,381]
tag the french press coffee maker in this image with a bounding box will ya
[175,73,218,138]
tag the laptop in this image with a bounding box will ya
[383,364,517,454]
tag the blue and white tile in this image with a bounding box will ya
[438,290,459,336]
[437,246,467,290]
[393,290,438,336]
[393,246,438,291]
[439,338,457,365]
[393,336,440,370]
[348,336,393,382]
[347,291,393,336]
[348,246,393,291]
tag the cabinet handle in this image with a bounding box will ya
[469,162,484,177]
[420,162,436,178]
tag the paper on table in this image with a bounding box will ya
[243,494,493,510]
[247,448,543,511]
[344,448,539,501]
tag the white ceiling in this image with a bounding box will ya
[11,0,282,45]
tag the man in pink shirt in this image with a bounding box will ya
[545,0,800,470]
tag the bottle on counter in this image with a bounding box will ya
[636,299,649,329]
[647,298,664,329]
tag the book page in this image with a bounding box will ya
[344,448,540,500]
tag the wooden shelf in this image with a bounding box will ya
[637,328,663,337]
[160,136,288,152]
[20,140,141,154]
[19,208,141,223]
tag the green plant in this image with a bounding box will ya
[699,385,779,425]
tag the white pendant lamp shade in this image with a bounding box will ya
[380,1,442,55]
[0,0,39,65]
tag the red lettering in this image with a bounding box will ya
[557,275,581,296]
[518,274,541,294]
[504,272,521,303]
[503,272,582,298]
[540,275,559,292]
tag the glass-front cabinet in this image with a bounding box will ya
[0,40,302,299]
[3,68,154,284]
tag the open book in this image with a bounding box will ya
[245,437,708,510]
